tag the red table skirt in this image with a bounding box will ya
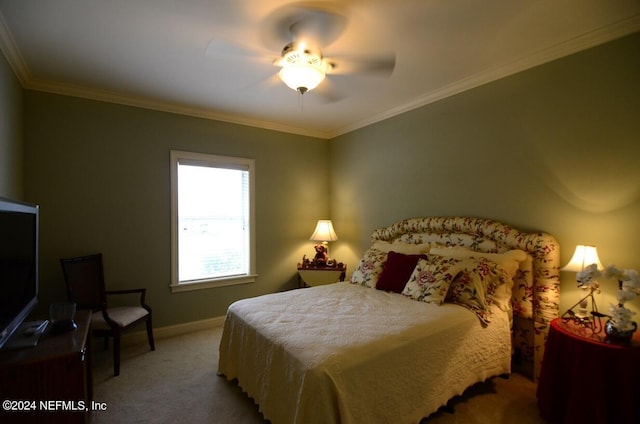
[537,319,640,423]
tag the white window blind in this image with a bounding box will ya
[170,151,256,292]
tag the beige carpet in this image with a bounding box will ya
[92,326,548,423]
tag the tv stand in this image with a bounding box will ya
[0,311,92,424]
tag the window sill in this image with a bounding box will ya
[170,274,257,293]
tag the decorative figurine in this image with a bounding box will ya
[300,255,312,269]
[299,250,344,270]
[313,244,328,267]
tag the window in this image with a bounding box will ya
[170,150,256,292]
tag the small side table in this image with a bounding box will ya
[297,265,346,287]
[536,318,640,423]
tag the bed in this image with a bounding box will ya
[218,217,560,423]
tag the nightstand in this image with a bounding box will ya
[537,318,640,423]
[297,265,346,287]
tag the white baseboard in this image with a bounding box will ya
[120,315,226,346]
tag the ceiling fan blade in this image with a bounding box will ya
[242,72,283,94]
[216,71,282,97]
[205,38,280,72]
[314,78,347,103]
[260,2,348,50]
[204,39,280,92]
[326,53,396,77]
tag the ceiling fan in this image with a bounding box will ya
[276,40,334,95]
[207,2,396,99]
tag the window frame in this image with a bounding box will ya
[170,150,256,293]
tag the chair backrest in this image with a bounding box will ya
[60,253,107,310]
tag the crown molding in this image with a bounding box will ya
[25,77,333,139]
[0,11,30,86]
[0,14,331,140]
[327,15,640,138]
[1,10,638,141]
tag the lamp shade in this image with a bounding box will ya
[309,220,338,242]
[561,245,604,272]
[279,63,325,93]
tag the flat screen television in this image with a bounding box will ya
[0,197,39,349]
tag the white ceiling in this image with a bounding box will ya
[1,0,639,139]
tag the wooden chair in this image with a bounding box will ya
[60,253,155,376]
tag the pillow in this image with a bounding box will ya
[376,251,427,293]
[372,240,431,255]
[444,256,514,324]
[491,279,515,313]
[402,256,463,304]
[429,246,527,312]
[350,248,388,288]
[429,246,526,277]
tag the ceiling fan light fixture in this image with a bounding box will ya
[279,62,326,94]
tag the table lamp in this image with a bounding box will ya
[561,245,604,328]
[309,220,338,266]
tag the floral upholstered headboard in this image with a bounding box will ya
[369,217,560,380]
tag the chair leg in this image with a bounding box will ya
[113,336,121,377]
[146,318,155,351]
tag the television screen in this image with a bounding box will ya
[0,197,39,349]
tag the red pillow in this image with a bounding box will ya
[376,251,427,293]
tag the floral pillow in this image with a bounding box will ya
[429,246,526,277]
[350,248,388,288]
[445,256,512,325]
[429,246,526,312]
[402,256,463,304]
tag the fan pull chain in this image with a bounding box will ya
[296,86,308,112]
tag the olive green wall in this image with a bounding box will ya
[329,32,640,316]
[23,92,329,326]
[0,48,23,199]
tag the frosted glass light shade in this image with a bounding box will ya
[561,245,604,272]
[279,63,325,93]
[309,220,338,242]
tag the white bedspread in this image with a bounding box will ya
[217,282,511,424]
